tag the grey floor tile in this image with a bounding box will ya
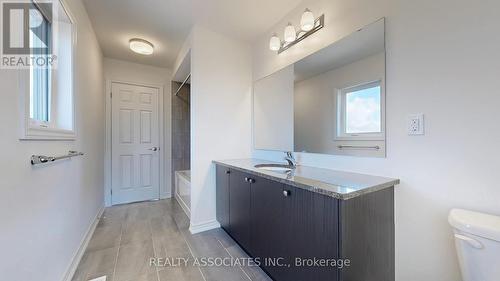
[101,205,128,225]
[158,265,204,281]
[114,240,157,281]
[121,220,152,245]
[86,224,122,252]
[226,245,272,281]
[131,272,159,281]
[162,234,192,260]
[71,247,118,281]
[172,211,190,230]
[72,199,271,281]
[207,228,236,249]
[124,203,151,223]
[182,230,228,257]
[150,216,192,260]
[198,263,250,281]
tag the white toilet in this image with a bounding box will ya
[448,208,500,281]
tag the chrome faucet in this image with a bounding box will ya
[284,151,297,167]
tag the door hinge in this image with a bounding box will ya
[110,92,113,98]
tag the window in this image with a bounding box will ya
[21,0,75,139]
[30,7,51,124]
[336,81,384,140]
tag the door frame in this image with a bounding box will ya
[105,79,166,206]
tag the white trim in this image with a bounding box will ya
[189,220,221,235]
[62,206,104,281]
[174,171,191,218]
[105,79,165,206]
[175,191,191,218]
[18,0,78,141]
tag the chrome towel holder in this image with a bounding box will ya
[31,151,84,165]
[337,145,380,150]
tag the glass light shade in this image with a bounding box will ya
[284,23,297,43]
[129,38,154,55]
[269,34,281,51]
[300,9,315,31]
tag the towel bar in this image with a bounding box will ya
[31,151,84,165]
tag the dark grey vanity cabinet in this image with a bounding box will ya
[215,164,394,281]
[228,168,252,251]
[215,165,230,230]
[249,175,288,278]
[282,185,340,281]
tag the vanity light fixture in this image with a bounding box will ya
[284,23,297,43]
[269,33,281,51]
[129,38,154,55]
[268,9,324,54]
[300,8,315,31]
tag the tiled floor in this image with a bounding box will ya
[72,199,271,281]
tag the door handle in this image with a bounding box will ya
[148,147,159,151]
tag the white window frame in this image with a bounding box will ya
[335,80,385,141]
[19,0,77,140]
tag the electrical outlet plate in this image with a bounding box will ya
[408,114,424,135]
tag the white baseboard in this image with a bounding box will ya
[189,220,221,234]
[62,206,105,281]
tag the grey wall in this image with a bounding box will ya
[171,81,191,190]
[0,0,104,280]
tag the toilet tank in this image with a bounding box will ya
[448,209,500,281]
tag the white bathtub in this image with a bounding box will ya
[175,170,191,218]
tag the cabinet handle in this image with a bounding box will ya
[283,190,291,197]
[248,178,255,184]
[244,177,249,182]
[225,170,230,174]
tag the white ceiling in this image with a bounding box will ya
[83,0,303,68]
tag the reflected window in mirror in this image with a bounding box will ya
[337,80,384,140]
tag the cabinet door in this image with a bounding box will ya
[229,169,251,251]
[250,176,286,279]
[282,185,340,281]
[216,165,230,231]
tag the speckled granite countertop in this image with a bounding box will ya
[213,159,399,200]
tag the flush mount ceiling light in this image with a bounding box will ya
[268,9,324,54]
[129,38,154,55]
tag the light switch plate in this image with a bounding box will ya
[408,114,424,135]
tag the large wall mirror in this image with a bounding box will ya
[253,18,386,157]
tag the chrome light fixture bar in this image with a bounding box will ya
[270,12,325,54]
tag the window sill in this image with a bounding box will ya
[334,135,385,141]
[20,126,76,140]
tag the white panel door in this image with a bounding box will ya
[111,82,160,205]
